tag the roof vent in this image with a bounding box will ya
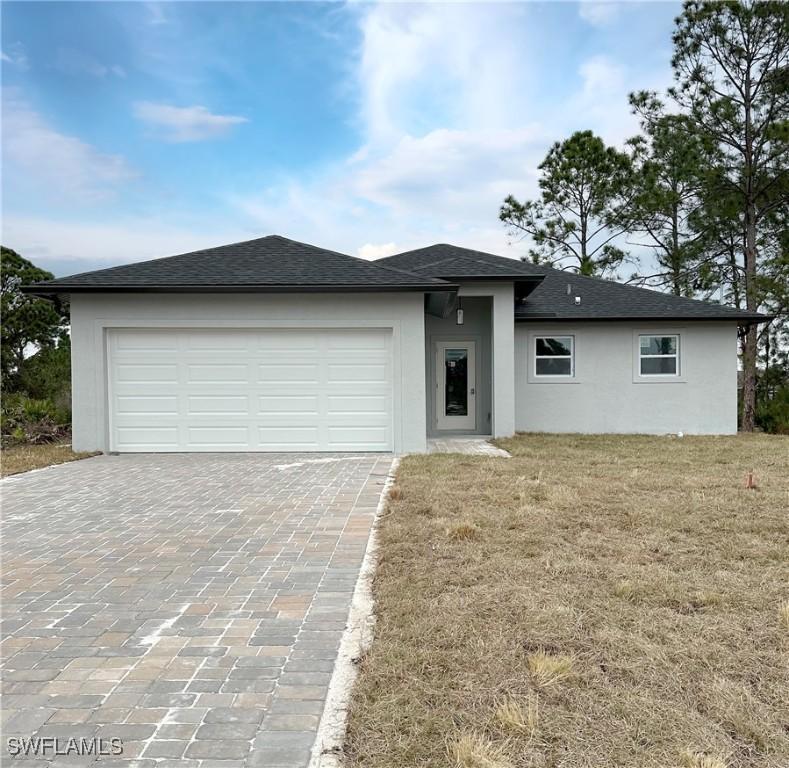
[575,296,581,305]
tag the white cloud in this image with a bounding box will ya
[578,1,620,27]
[54,48,127,79]
[2,215,248,274]
[146,2,169,26]
[579,54,626,98]
[348,127,544,219]
[2,90,136,201]
[558,53,672,147]
[1,43,29,71]
[133,101,248,142]
[357,242,397,260]
[357,3,535,144]
[230,126,542,260]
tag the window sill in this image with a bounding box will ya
[632,375,687,384]
[527,376,582,385]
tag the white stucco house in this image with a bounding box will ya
[25,235,768,454]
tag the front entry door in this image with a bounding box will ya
[436,341,476,431]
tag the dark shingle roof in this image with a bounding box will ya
[514,269,767,322]
[24,235,453,295]
[379,243,541,279]
[379,244,768,323]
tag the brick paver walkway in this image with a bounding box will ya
[1,453,393,767]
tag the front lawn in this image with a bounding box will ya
[0,442,98,477]
[346,434,789,768]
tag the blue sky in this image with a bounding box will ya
[2,1,679,277]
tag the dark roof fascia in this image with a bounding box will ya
[440,274,544,282]
[515,313,773,324]
[21,282,458,297]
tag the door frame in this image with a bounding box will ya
[435,340,476,431]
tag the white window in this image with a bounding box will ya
[639,334,679,376]
[535,336,574,377]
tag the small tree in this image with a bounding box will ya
[500,130,634,276]
[1,247,67,388]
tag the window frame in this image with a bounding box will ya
[638,334,680,377]
[632,329,686,384]
[532,334,576,380]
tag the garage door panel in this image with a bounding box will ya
[116,363,178,383]
[326,330,388,349]
[258,363,319,383]
[189,364,249,383]
[115,426,179,449]
[258,416,326,431]
[328,363,388,382]
[113,383,180,398]
[187,426,250,447]
[185,331,250,352]
[108,329,393,452]
[326,410,389,424]
[257,334,318,351]
[114,332,178,352]
[258,395,319,414]
[115,395,178,415]
[188,395,249,415]
[324,380,389,392]
[328,426,389,450]
[258,426,320,450]
[327,395,388,413]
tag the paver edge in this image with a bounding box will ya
[307,456,400,768]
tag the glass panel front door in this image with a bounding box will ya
[436,341,476,431]
[444,348,468,416]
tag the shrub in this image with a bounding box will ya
[1,393,70,447]
[756,386,789,435]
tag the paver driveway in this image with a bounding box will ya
[1,453,393,767]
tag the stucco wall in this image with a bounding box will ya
[70,292,427,454]
[515,321,738,434]
[459,282,515,437]
[425,297,492,437]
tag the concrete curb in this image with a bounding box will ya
[308,456,400,768]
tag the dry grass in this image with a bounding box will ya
[780,600,789,631]
[0,442,98,477]
[680,750,731,768]
[494,694,539,737]
[345,434,789,768]
[449,732,513,768]
[448,521,481,541]
[526,650,575,688]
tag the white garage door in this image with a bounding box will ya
[107,328,393,452]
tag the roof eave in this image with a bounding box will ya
[515,313,774,324]
[22,282,457,297]
[438,274,543,282]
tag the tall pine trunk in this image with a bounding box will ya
[741,206,758,431]
[740,56,757,433]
